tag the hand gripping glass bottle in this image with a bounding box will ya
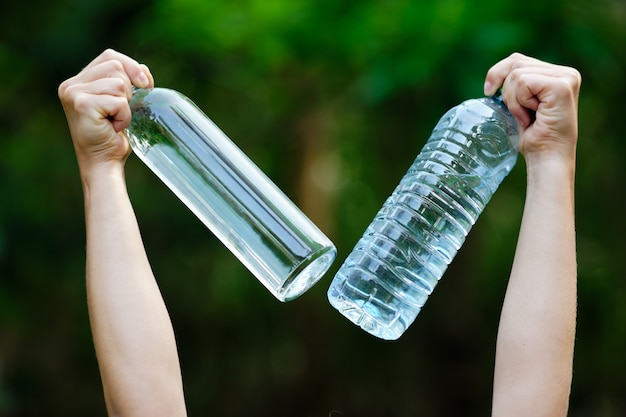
[327,93,519,339]
[125,87,336,302]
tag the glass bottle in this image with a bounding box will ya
[126,87,336,302]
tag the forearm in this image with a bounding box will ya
[492,156,577,417]
[83,164,186,417]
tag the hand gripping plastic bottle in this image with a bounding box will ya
[125,87,336,302]
[327,93,519,339]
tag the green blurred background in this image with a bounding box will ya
[1,0,624,415]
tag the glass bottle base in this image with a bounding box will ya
[277,247,337,302]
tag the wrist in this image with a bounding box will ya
[79,159,127,194]
[523,151,576,192]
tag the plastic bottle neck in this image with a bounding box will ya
[491,89,504,102]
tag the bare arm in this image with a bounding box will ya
[59,49,187,417]
[485,54,581,417]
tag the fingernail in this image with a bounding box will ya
[137,72,149,88]
[483,81,492,96]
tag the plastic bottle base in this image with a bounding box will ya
[327,288,416,340]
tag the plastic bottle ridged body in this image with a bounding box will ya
[125,88,336,302]
[327,97,519,340]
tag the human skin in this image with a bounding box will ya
[485,53,580,417]
[59,49,187,417]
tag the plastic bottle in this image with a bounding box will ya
[327,93,519,340]
[125,87,336,302]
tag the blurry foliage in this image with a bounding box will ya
[1,0,626,415]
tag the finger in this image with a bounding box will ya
[484,52,526,96]
[500,75,534,130]
[496,59,575,125]
[66,76,133,106]
[484,52,544,96]
[501,70,559,129]
[83,48,153,89]
[73,91,133,133]
[109,99,133,133]
[506,69,576,110]
[503,71,580,135]
[60,61,134,103]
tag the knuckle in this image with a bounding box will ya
[509,52,526,61]
[71,92,91,114]
[59,82,80,106]
[106,59,125,73]
[58,79,69,98]
[508,52,529,68]
[558,67,582,93]
[568,68,582,87]
[110,76,127,93]
[100,48,118,59]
